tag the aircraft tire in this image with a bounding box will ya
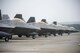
[53,34,56,36]
[26,35,30,37]
[5,37,9,42]
[32,35,35,39]
[44,35,47,37]
[68,33,70,35]
[60,33,63,36]
[38,34,42,36]
[58,33,60,35]
[9,35,12,39]
[49,34,51,36]
[0,37,3,39]
[18,35,22,37]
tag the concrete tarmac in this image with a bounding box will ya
[0,32,80,53]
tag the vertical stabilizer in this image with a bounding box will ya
[53,21,57,25]
[27,17,35,23]
[2,14,10,20]
[0,10,2,20]
[14,14,24,20]
[41,19,47,23]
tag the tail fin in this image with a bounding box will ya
[41,19,47,23]
[0,10,2,20]
[53,21,57,25]
[14,14,24,20]
[2,14,10,20]
[27,17,35,23]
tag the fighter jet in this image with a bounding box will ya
[0,10,15,42]
[12,14,40,39]
[50,21,69,35]
[0,31,12,42]
[67,27,79,34]
[27,17,59,37]
[0,10,15,33]
[51,21,79,35]
[16,16,49,37]
[0,10,40,39]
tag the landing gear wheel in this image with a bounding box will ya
[49,34,51,36]
[26,35,30,37]
[18,35,22,37]
[0,37,3,39]
[5,37,9,42]
[60,33,63,36]
[38,34,42,36]
[53,34,56,36]
[44,35,47,37]
[9,35,12,39]
[68,33,70,35]
[32,35,35,39]
[58,33,60,35]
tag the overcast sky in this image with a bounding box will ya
[0,0,80,23]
